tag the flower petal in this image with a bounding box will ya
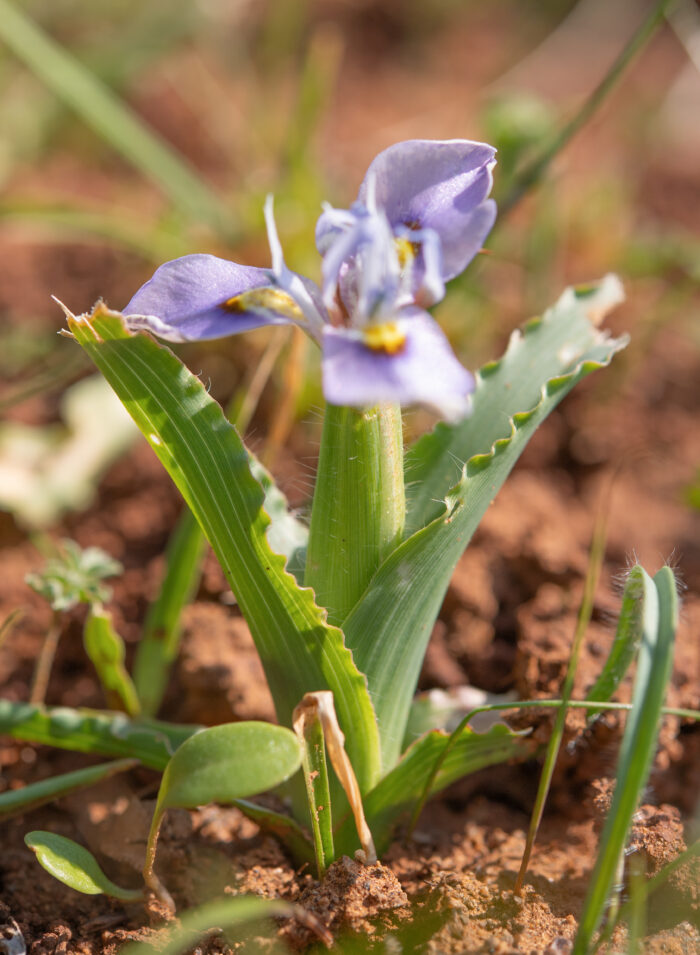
[123,252,328,343]
[321,310,474,421]
[357,139,497,281]
[123,254,298,342]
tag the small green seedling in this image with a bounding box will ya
[25,538,124,705]
[143,721,302,905]
[24,721,302,908]
[26,538,122,613]
[25,831,142,901]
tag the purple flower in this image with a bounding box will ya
[317,138,496,308]
[124,197,327,343]
[120,139,496,421]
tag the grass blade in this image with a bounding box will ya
[500,0,672,215]
[0,699,199,770]
[573,565,679,954]
[585,564,649,716]
[514,503,608,894]
[133,510,206,717]
[0,0,229,236]
[0,758,137,819]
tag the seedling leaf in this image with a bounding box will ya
[24,831,141,900]
[26,538,122,612]
[143,722,302,904]
[133,509,205,718]
[157,721,302,811]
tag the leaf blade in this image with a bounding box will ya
[69,308,381,792]
[573,565,679,953]
[405,276,626,534]
[24,831,141,900]
[0,758,137,819]
[0,699,198,770]
[345,280,628,770]
[157,722,302,811]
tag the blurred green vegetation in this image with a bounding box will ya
[0,0,696,439]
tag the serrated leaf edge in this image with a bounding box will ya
[67,305,381,783]
[408,274,626,476]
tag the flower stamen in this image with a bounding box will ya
[223,288,305,322]
[363,321,407,355]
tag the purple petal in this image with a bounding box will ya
[357,139,497,281]
[123,254,301,342]
[321,310,474,421]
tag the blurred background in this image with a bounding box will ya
[0,0,698,562]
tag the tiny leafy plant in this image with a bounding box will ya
[25,538,125,705]
[6,138,687,934]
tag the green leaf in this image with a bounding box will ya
[573,565,679,954]
[402,687,514,748]
[25,538,122,612]
[68,306,380,793]
[0,758,137,819]
[248,452,309,579]
[334,724,534,857]
[142,723,303,898]
[84,607,141,716]
[24,831,142,900]
[156,722,302,812]
[405,275,627,534]
[585,564,650,715]
[133,455,306,718]
[345,278,628,770]
[293,700,334,876]
[305,403,405,626]
[133,509,206,717]
[119,896,312,955]
[0,0,230,237]
[0,699,199,770]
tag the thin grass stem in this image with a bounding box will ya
[514,497,609,894]
[29,611,62,704]
[500,0,673,215]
